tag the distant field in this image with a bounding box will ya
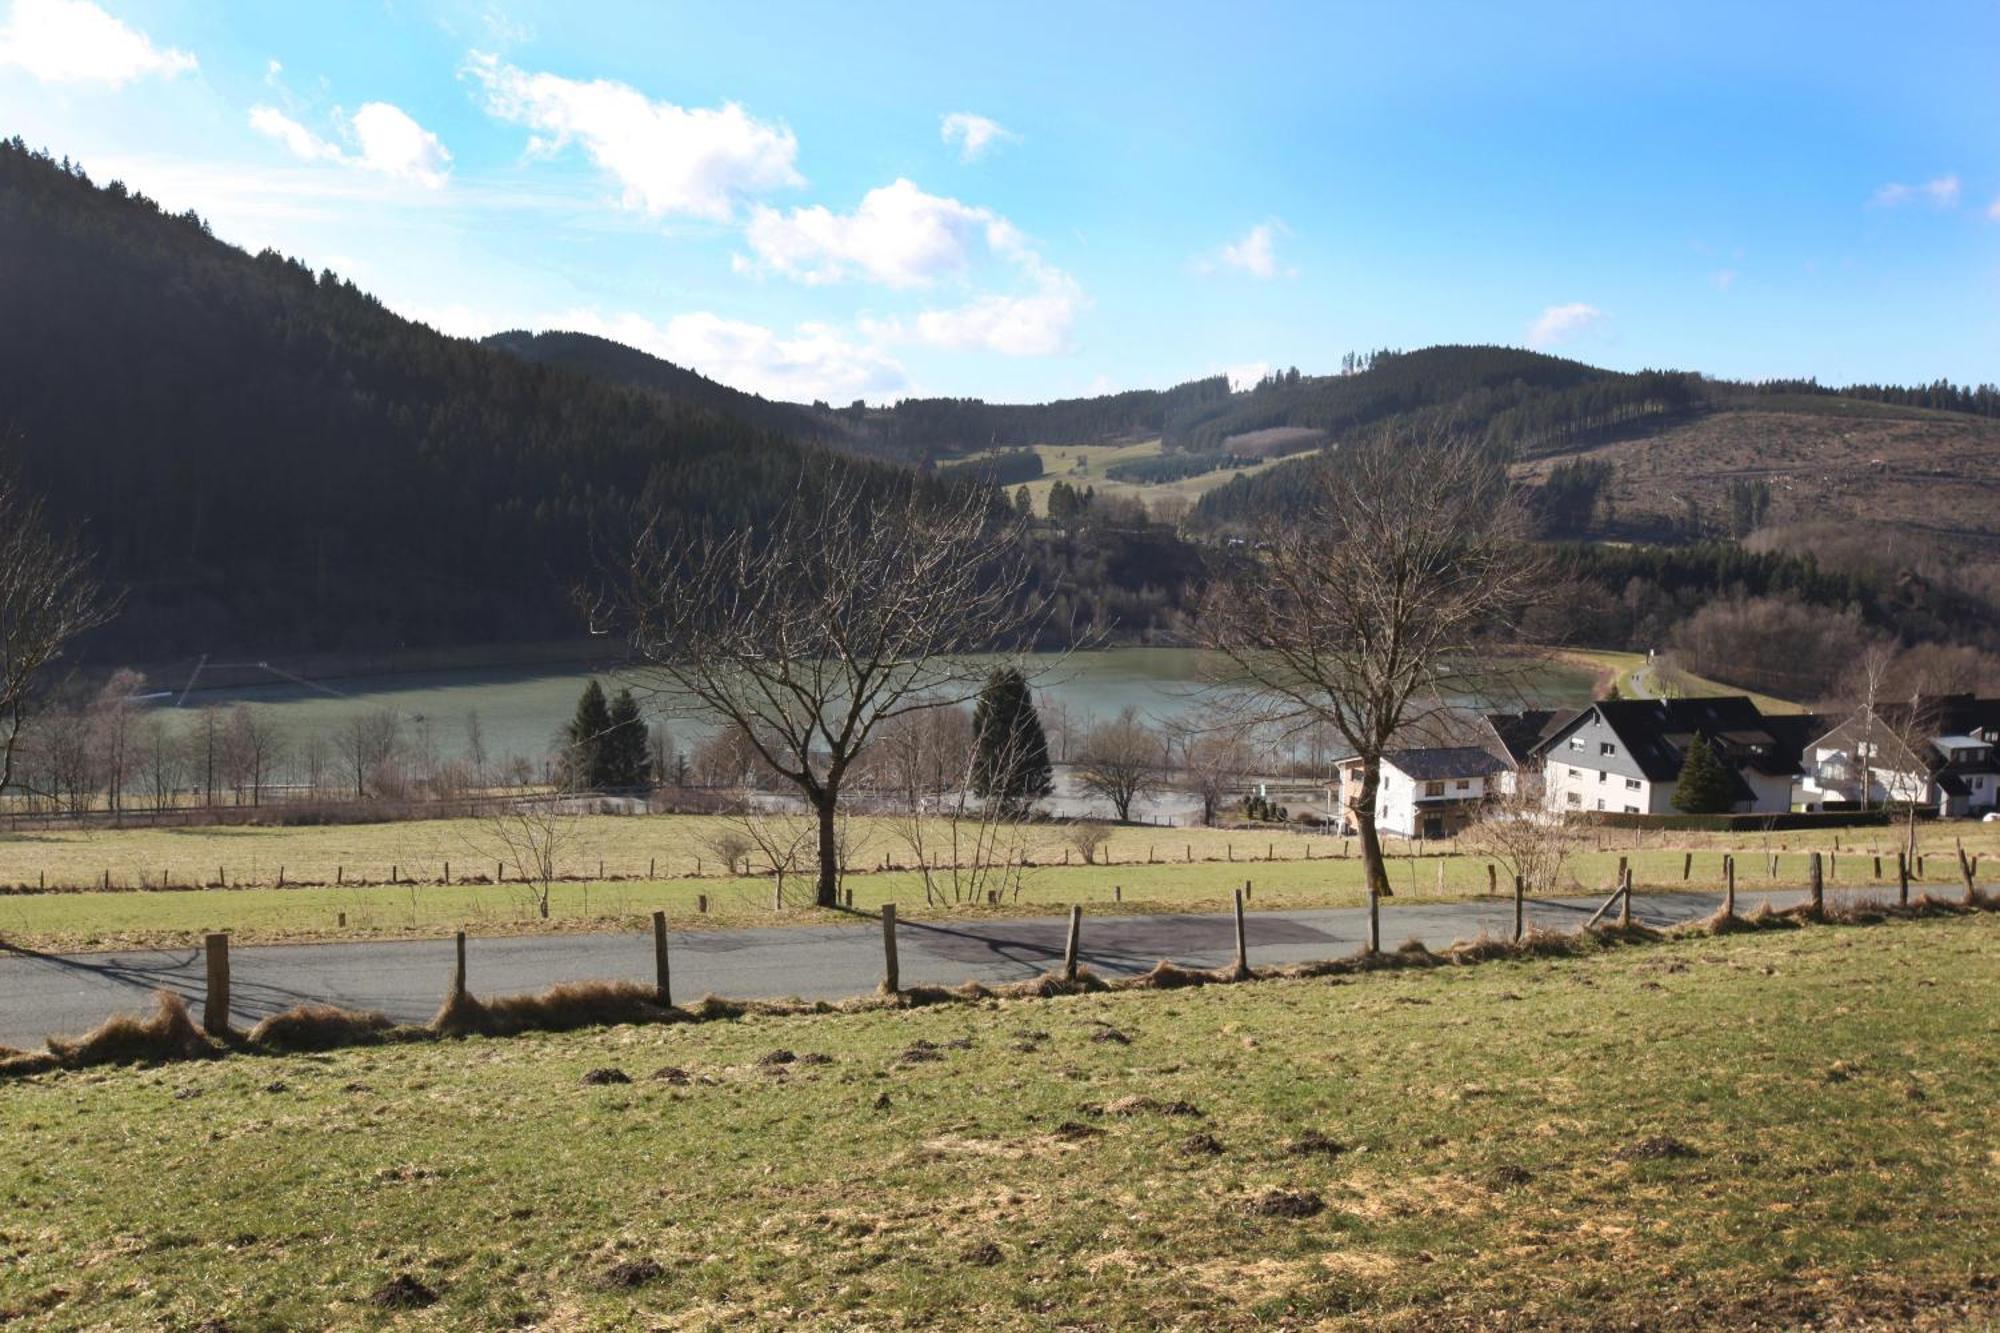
[5,914,1996,1327]
[0,812,1988,952]
[1553,647,1807,715]
[1004,439,1296,514]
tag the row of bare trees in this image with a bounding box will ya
[589,431,1544,951]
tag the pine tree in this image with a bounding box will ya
[564,679,614,790]
[601,687,651,788]
[1671,733,1735,814]
[969,667,1053,815]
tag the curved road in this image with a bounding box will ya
[0,884,1953,1049]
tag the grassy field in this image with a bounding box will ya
[0,815,1991,952]
[1003,438,1294,514]
[1551,648,1806,715]
[2,913,1996,1328]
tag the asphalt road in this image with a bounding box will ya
[0,884,1944,1049]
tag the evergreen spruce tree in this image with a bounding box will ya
[970,667,1053,815]
[602,687,652,788]
[1671,733,1735,814]
[564,679,614,790]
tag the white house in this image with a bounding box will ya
[1335,746,1507,840]
[1798,695,2000,817]
[1534,697,1814,816]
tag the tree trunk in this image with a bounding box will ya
[1353,757,1392,954]
[813,790,841,908]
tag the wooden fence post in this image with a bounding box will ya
[1487,864,1496,896]
[1724,855,1736,918]
[1872,854,1882,881]
[1063,904,1082,983]
[1958,839,1977,904]
[652,910,671,1007]
[649,857,656,879]
[1616,855,1627,890]
[1897,851,1909,906]
[1232,887,1249,979]
[881,903,899,993]
[1619,866,1632,929]
[1243,878,1252,902]
[452,930,467,1002]
[697,894,708,914]
[1513,873,1524,943]
[1682,852,1692,881]
[203,933,230,1036]
[1113,884,1121,903]
[337,911,346,928]
[1808,851,1824,917]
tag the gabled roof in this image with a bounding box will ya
[1384,746,1508,782]
[1544,696,1815,784]
[1482,709,1578,767]
[1807,696,2000,776]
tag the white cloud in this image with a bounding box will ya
[0,0,195,86]
[743,178,1023,287]
[1526,302,1604,349]
[1216,222,1280,278]
[884,271,1085,357]
[549,309,908,403]
[1988,196,2000,222]
[747,178,1084,357]
[1870,175,1960,208]
[940,111,1019,163]
[250,105,343,164]
[463,50,801,220]
[1710,268,1737,291]
[349,102,452,188]
[250,101,451,189]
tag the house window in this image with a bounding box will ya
[1424,781,1445,797]
[1600,742,1616,756]
[1568,737,1585,752]
[1454,779,1470,791]
[1595,798,1605,810]
[1566,792,1580,807]
[1598,770,1606,782]
[1624,804,1639,814]
[1624,778,1640,791]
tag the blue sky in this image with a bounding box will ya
[2,0,1995,403]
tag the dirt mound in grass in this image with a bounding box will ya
[369,1274,438,1309]
[1247,1189,1325,1218]
[1616,1135,1700,1162]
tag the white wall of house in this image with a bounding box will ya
[1542,759,1657,815]
[1373,764,1490,837]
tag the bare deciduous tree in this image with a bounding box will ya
[1203,432,1542,952]
[471,792,581,920]
[334,709,401,799]
[608,475,1050,907]
[1464,786,1582,898]
[0,471,113,795]
[1065,822,1112,865]
[1074,706,1161,822]
[1178,721,1253,827]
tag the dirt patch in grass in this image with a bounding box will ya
[579,1067,631,1086]
[1246,1189,1325,1219]
[601,1259,662,1289]
[1616,1134,1701,1162]
[368,1274,438,1309]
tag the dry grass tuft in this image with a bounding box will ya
[46,990,219,1069]
[1120,960,1229,990]
[1445,934,1515,965]
[433,980,672,1038]
[248,1003,397,1053]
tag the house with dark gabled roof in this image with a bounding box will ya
[1334,746,1509,840]
[1798,694,2000,817]
[1479,708,1579,799]
[1535,697,1815,816]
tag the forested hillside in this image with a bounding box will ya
[0,139,844,658]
